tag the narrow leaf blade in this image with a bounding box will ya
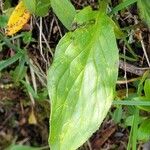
[138,0,150,27]
[144,79,150,98]
[0,52,23,71]
[111,0,137,14]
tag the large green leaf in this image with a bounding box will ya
[48,12,119,150]
[138,0,150,27]
[51,0,76,30]
[23,0,51,16]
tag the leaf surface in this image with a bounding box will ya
[138,119,150,141]
[144,79,150,98]
[6,1,31,36]
[48,12,119,150]
[138,0,150,27]
[73,6,98,25]
[51,0,76,30]
[23,0,51,16]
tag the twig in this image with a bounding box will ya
[133,17,150,67]
[35,17,53,57]
[39,17,47,63]
[87,140,92,150]
[119,59,150,76]
[139,32,150,67]
[123,45,128,97]
[117,77,141,84]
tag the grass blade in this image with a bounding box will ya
[0,52,23,71]
[113,100,150,106]
[110,0,137,14]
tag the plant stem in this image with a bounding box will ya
[99,0,109,13]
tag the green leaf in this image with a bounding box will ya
[112,106,122,123]
[0,52,23,71]
[138,0,150,27]
[134,97,150,112]
[73,6,124,39]
[35,0,51,16]
[48,12,119,150]
[125,115,134,126]
[127,107,139,150]
[12,58,27,83]
[22,32,35,44]
[0,15,8,28]
[107,17,124,39]
[73,6,98,25]
[23,0,51,16]
[111,0,137,14]
[137,71,150,95]
[51,0,76,30]
[138,119,150,141]
[21,80,39,99]
[0,32,22,52]
[23,0,36,14]
[144,79,150,98]
[113,99,150,106]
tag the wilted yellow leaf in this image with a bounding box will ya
[6,1,31,36]
[28,109,37,125]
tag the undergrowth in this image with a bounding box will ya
[0,0,150,150]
